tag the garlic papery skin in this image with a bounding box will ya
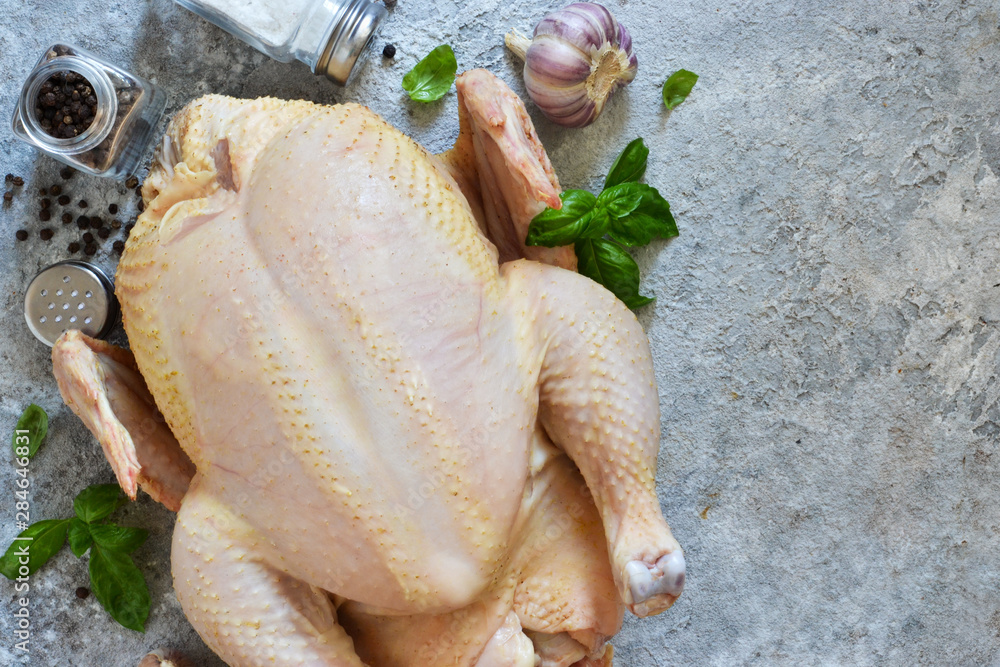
[505,2,638,128]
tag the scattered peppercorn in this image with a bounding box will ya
[383,44,397,59]
[40,199,51,210]
[137,199,144,212]
[125,175,139,189]
[12,176,24,187]
[62,212,73,224]
[91,217,104,229]
[125,223,134,236]
[4,174,12,184]
[108,203,118,214]
[76,216,90,229]
[39,228,54,241]
[15,229,28,241]
[384,0,396,7]
[60,167,75,180]
[78,199,88,208]
[49,185,61,196]
[113,240,125,254]
[111,219,122,230]
[97,227,110,239]
[39,209,51,222]
[68,241,81,253]
[39,187,47,196]
[58,194,70,206]
[84,243,97,256]
[75,587,89,599]
[82,232,95,243]
[3,192,12,203]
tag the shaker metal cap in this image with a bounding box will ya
[317,0,387,85]
[24,261,119,347]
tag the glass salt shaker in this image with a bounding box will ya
[11,44,167,180]
[172,0,387,85]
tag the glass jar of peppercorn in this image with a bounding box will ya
[11,44,167,180]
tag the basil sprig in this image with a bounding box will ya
[12,404,48,459]
[0,483,151,632]
[402,44,458,102]
[662,69,699,110]
[526,138,677,308]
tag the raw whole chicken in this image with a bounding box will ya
[51,69,684,666]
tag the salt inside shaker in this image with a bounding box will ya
[173,0,387,85]
[11,44,167,180]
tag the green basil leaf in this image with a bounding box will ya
[74,484,126,524]
[88,544,150,633]
[12,404,48,459]
[402,45,458,102]
[574,238,654,309]
[604,138,649,189]
[0,519,70,579]
[601,183,678,247]
[597,183,644,219]
[68,518,93,558]
[89,524,148,554]
[663,69,699,110]
[526,190,608,247]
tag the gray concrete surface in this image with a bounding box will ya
[1,0,999,664]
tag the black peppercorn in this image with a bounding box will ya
[62,212,73,224]
[68,241,81,253]
[97,227,110,239]
[84,243,97,256]
[40,199,51,210]
[82,232,94,243]
[39,228,54,241]
[76,216,90,229]
[39,209,51,221]
[4,174,12,184]
[12,176,24,187]
[137,199,144,212]
[383,44,397,59]
[49,185,61,196]
[75,587,89,599]
[125,175,138,189]
[91,217,104,229]
[60,167,75,180]
[15,229,28,241]
[78,199,88,208]
[58,195,70,206]
[113,239,125,253]
[111,219,122,229]
[3,192,12,203]
[108,203,118,214]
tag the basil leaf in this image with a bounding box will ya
[574,239,654,309]
[526,190,607,247]
[12,404,48,459]
[663,69,699,110]
[68,518,93,558]
[0,519,70,579]
[88,544,150,633]
[597,184,644,220]
[599,183,678,247]
[604,138,649,189]
[402,45,458,102]
[74,484,126,524]
[89,524,148,554]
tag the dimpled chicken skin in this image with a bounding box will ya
[51,70,685,666]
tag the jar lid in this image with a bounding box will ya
[24,261,119,346]
[316,0,387,85]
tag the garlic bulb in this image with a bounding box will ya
[505,2,638,128]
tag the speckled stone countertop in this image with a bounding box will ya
[1,1,999,665]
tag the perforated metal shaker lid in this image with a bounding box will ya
[23,261,119,347]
